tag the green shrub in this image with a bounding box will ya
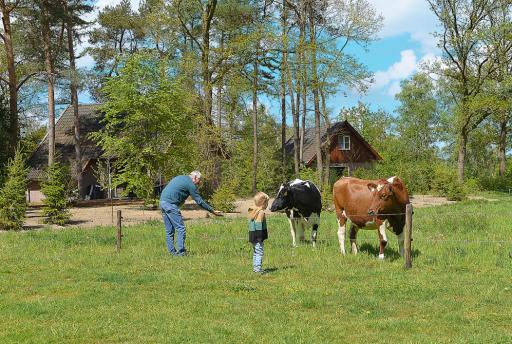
[299,167,318,185]
[210,180,237,213]
[0,148,28,230]
[321,183,334,212]
[41,162,71,225]
[477,175,512,192]
[431,164,466,201]
[464,178,481,193]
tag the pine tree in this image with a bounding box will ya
[41,162,71,225]
[0,148,28,230]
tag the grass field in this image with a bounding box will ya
[1,195,512,343]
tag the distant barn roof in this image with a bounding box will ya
[284,120,382,165]
[27,104,103,180]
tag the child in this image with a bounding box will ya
[248,192,269,273]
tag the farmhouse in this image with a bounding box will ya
[284,120,382,175]
[26,104,115,203]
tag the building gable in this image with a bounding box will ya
[27,104,104,181]
[284,120,382,168]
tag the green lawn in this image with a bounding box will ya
[1,196,512,343]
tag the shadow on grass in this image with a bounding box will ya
[264,265,296,273]
[358,243,421,261]
[21,219,90,231]
[21,224,44,231]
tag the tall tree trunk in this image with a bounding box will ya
[201,0,216,125]
[66,20,84,198]
[217,86,222,128]
[1,3,18,158]
[201,51,212,125]
[308,2,322,184]
[457,128,468,183]
[280,57,287,179]
[252,50,258,194]
[42,0,56,166]
[282,0,299,176]
[299,5,307,163]
[217,31,224,128]
[199,0,219,188]
[280,2,287,179]
[321,89,331,187]
[498,119,507,177]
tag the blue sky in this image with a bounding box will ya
[79,0,441,118]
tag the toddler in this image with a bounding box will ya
[248,192,269,273]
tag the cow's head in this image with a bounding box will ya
[270,183,292,212]
[367,177,408,216]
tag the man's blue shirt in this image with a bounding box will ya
[160,175,213,212]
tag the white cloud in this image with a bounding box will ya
[387,81,402,97]
[373,49,417,90]
[367,0,440,55]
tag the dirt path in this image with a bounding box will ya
[22,194,484,230]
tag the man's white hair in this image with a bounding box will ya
[189,170,202,179]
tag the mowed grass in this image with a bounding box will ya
[1,196,512,343]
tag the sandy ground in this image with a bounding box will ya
[23,199,267,230]
[20,194,489,230]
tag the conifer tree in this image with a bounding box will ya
[41,162,71,225]
[0,148,28,230]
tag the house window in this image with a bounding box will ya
[338,135,350,150]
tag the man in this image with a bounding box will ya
[160,171,223,256]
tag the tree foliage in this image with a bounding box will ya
[41,162,71,225]
[0,148,28,230]
[3,0,511,208]
[92,53,194,205]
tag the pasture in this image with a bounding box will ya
[1,195,512,343]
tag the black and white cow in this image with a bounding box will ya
[270,179,322,247]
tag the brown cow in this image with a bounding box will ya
[332,176,410,259]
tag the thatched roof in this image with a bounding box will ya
[284,120,382,166]
[27,104,103,180]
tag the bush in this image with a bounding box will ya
[299,167,319,185]
[321,183,333,212]
[41,162,71,225]
[464,178,481,193]
[431,164,466,201]
[477,175,512,192]
[0,148,28,230]
[210,180,237,213]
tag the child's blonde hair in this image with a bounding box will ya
[253,192,269,207]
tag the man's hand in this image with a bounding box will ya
[212,210,224,217]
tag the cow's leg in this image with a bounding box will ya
[310,212,320,248]
[311,224,318,248]
[298,219,305,242]
[288,217,297,247]
[397,231,405,256]
[377,222,388,260]
[349,224,358,254]
[337,215,347,255]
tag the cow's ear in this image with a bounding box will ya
[367,183,377,192]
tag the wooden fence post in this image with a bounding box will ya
[116,210,122,252]
[404,203,413,269]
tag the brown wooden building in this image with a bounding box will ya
[26,104,118,203]
[285,120,382,175]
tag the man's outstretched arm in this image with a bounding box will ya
[189,187,213,212]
